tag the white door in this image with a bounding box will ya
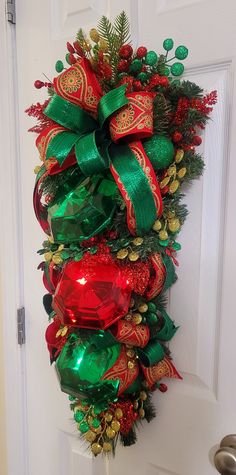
[9,1,236,474]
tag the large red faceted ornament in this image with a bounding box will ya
[53,259,132,330]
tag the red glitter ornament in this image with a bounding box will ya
[136,46,147,59]
[34,80,45,89]
[68,53,77,65]
[119,44,133,59]
[172,131,183,143]
[133,80,142,91]
[158,383,168,392]
[53,257,132,330]
[159,76,169,88]
[117,59,129,72]
[192,135,202,146]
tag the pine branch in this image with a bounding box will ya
[153,94,172,135]
[169,80,204,101]
[113,11,130,46]
[120,427,137,446]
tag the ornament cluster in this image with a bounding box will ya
[27,11,216,456]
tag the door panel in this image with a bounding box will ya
[16,0,236,474]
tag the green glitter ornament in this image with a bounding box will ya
[163,66,170,76]
[163,38,174,51]
[144,51,158,66]
[74,410,84,423]
[143,135,175,170]
[175,45,188,60]
[137,72,148,83]
[92,418,101,429]
[171,62,184,76]
[79,421,90,433]
[148,302,157,312]
[55,60,64,73]
[129,59,142,74]
[147,313,158,325]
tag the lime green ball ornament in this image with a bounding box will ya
[163,38,174,51]
[144,51,158,66]
[129,59,142,74]
[143,135,175,170]
[171,62,184,76]
[175,45,188,60]
[79,421,89,433]
[55,60,64,73]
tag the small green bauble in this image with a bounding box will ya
[163,66,170,76]
[171,62,184,76]
[92,418,101,429]
[74,410,84,423]
[143,135,175,170]
[55,60,64,73]
[129,59,142,74]
[144,51,158,66]
[137,72,148,83]
[163,38,174,51]
[175,45,188,60]
[147,313,158,325]
[79,421,89,433]
[148,302,157,312]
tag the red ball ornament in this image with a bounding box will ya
[136,46,147,59]
[119,44,133,59]
[159,76,169,87]
[53,258,132,330]
[172,131,183,143]
[158,383,168,393]
[133,80,143,91]
[192,135,202,146]
[34,80,45,89]
[117,59,129,73]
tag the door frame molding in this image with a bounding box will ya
[0,1,28,474]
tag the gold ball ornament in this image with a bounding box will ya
[115,408,123,420]
[116,248,128,259]
[169,180,180,194]
[128,361,136,370]
[91,443,102,455]
[132,313,142,325]
[178,167,187,179]
[160,176,171,188]
[111,420,121,432]
[138,303,148,313]
[44,251,53,262]
[132,237,144,246]
[159,230,169,241]
[152,220,162,232]
[104,412,113,422]
[52,253,63,265]
[139,408,145,418]
[85,430,97,442]
[133,401,139,410]
[106,427,116,439]
[140,391,147,401]
[89,28,100,43]
[168,218,180,233]
[128,251,140,262]
[175,149,184,163]
[103,442,112,453]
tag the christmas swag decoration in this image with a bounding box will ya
[27,12,217,456]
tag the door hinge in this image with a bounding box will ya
[17,307,25,345]
[6,0,16,24]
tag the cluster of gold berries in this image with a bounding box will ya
[133,390,148,419]
[44,237,64,265]
[116,236,143,261]
[124,298,148,326]
[160,149,187,196]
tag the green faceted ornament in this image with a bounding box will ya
[79,421,89,433]
[175,45,188,60]
[143,135,174,170]
[55,60,64,73]
[171,62,184,76]
[144,51,158,66]
[163,38,174,51]
[48,176,116,244]
[137,72,148,83]
[129,59,142,74]
[74,410,84,423]
[56,333,121,403]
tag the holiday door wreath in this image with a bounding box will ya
[26,11,216,456]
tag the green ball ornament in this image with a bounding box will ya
[137,72,148,83]
[148,302,157,312]
[147,313,158,325]
[171,62,184,76]
[143,135,175,170]
[92,418,101,429]
[74,410,84,423]
[163,38,174,51]
[79,421,90,433]
[55,60,64,73]
[129,59,142,74]
[144,51,158,66]
[163,66,170,76]
[175,45,188,60]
